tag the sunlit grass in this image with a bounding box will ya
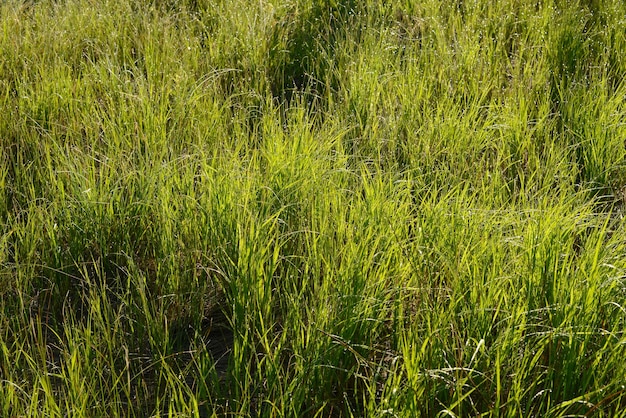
[1,0,626,416]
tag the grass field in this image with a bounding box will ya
[1,0,626,416]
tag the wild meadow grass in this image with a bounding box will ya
[1,0,626,416]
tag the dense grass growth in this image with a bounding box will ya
[2,0,626,416]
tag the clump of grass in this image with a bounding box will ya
[2,0,626,416]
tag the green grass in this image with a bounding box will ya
[1,0,626,416]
